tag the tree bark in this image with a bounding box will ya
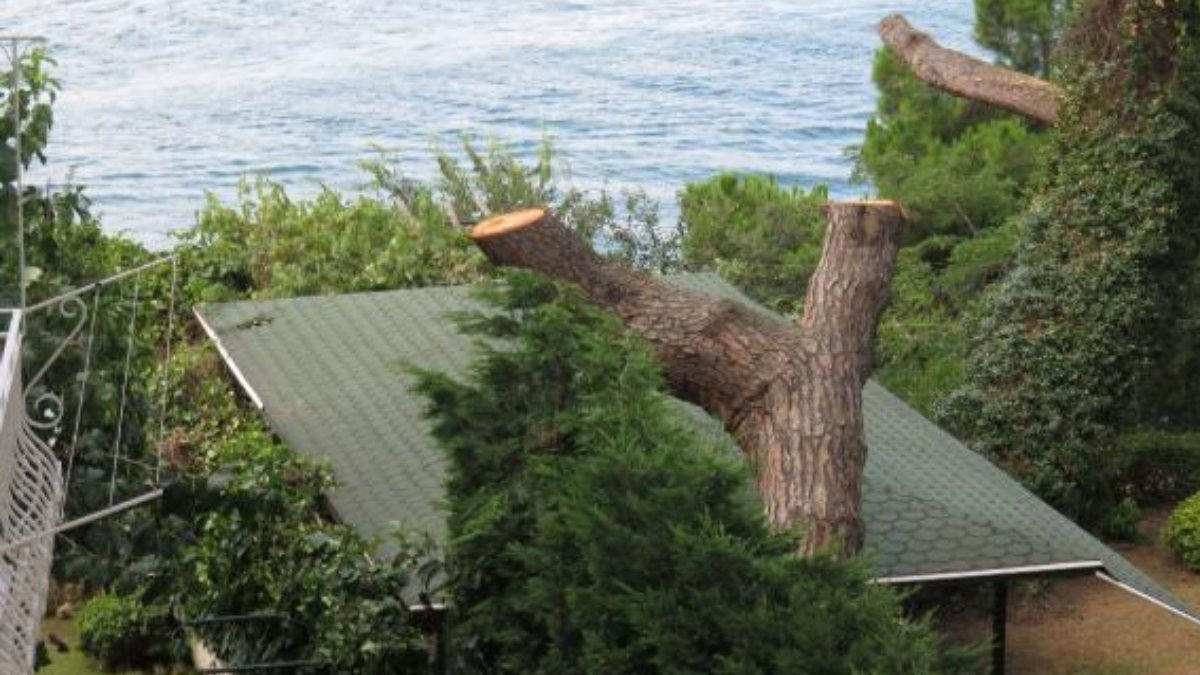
[469,202,903,556]
[879,13,1061,125]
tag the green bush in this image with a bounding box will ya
[415,273,982,675]
[182,139,680,304]
[679,173,826,315]
[178,424,435,674]
[182,177,487,302]
[1165,492,1200,571]
[1101,497,1141,542]
[974,0,1073,76]
[77,591,181,670]
[1118,431,1200,505]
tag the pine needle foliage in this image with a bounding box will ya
[413,273,980,675]
[679,173,826,316]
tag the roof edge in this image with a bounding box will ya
[875,560,1104,585]
[194,307,265,410]
[1095,571,1200,628]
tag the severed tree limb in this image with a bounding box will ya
[470,202,904,556]
[879,13,1061,125]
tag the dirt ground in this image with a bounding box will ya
[939,511,1200,675]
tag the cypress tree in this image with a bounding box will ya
[415,273,979,675]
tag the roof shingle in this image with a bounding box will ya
[195,273,1198,623]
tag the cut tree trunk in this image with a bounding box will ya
[879,13,1061,125]
[469,202,904,556]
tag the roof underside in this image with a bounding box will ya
[195,273,1199,624]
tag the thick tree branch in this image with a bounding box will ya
[802,202,904,364]
[879,13,1061,124]
[470,208,801,424]
[470,202,904,556]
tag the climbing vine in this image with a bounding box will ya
[940,0,1200,532]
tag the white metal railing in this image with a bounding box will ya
[0,309,65,673]
[0,255,175,672]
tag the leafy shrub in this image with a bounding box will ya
[1101,497,1141,542]
[1119,431,1200,505]
[179,422,436,674]
[415,273,982,675]
[679,173,826,314]
[1165,492,1200,571]
[434,138,681,272]
[182,177,487,302]
[77,591,182,670]
[182,139,680,304]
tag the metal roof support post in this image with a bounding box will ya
[992,580,1008,675]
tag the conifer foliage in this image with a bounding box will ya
[414,273,979,675]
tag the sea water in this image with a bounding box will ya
[2,1,975,248]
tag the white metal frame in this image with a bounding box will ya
[1095,571,1200,628]
[873,560,1104,585]
[194,309,266,410]
[0,310,65,673]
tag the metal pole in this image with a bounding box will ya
[10,38,24,310]
[0,488,164,556]
[992,580,1008,675]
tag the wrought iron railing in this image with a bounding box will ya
[0,308,65,672]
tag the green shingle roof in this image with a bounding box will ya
[195,273,1199,624]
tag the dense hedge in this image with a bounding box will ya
[1118,431,1200,506]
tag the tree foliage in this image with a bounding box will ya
[845,22,1050,415]
[76,589,183,670]
[855,48,1046,244]
[941,0,1200,530]
[0,52,188,612]
[414,274,980,675]
[974,0,1077,75]
[679,173,825,315]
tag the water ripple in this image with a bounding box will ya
[3,0,975,248]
